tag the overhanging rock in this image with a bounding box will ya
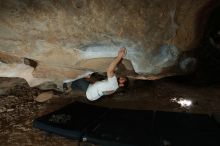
[0,0,215,90]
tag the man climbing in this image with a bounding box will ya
[63,47,129,101]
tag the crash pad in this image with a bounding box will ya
[33,101,109,139]
[33,101,220,146]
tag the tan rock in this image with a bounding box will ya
[0,0,217,90]
[34,91,54,103]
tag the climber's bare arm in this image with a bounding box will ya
[107,48,126,78]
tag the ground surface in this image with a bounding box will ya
[0,77,220,146]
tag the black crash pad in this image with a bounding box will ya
[33,102,109,139]
[84,108,154,146]
[154,111,220,146]
[33,101,220,146]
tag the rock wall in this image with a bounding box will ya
[0,0,215,90]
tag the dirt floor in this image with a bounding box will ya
[0,77,220,146]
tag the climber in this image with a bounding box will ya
[63,47,129,101]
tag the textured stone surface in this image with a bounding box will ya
[34,91,55,102]
[0,0,216,89]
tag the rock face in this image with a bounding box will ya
[0,0,216,90]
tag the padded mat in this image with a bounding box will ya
[84,109,154,146]
[34,101,220,146]
[33,101,109,139]
[154,111,220,146]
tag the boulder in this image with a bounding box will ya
[0,0,217,90]
[34,91,54,103]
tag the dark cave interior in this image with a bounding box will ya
[165,5,220,86]
[0,1,220,146]
[194,5,220,85]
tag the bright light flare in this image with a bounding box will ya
[171,98,192,108]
